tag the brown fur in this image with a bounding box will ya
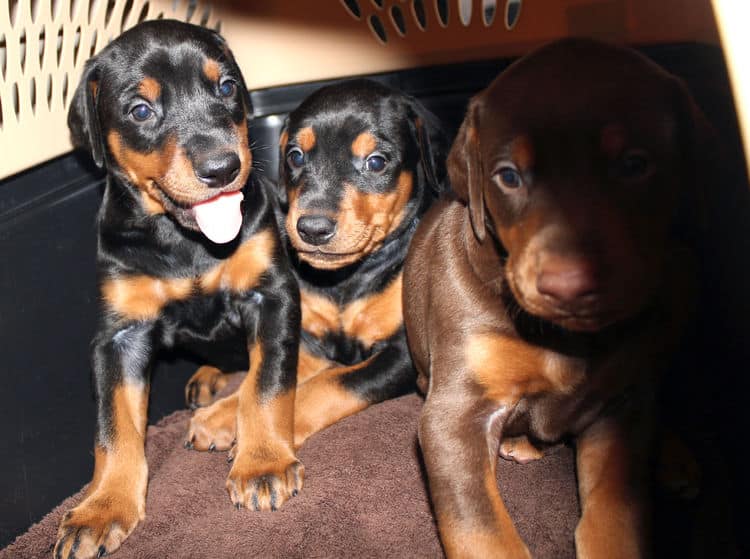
[404,39,702,558]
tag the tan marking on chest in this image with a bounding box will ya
[342,273,403,348]
[102,230,274,320]
[300,289,340,338]
[101,275,194,320]
[466,333,585,405]
[199,229,275,293]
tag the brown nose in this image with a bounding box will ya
[536,255,599,304]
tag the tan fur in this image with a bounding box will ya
[297,126,316,152]
[467,333,585,405]
[138,77,161,102]
[199,229,274,293]
[351,131,377,158]
[228,344,302,509]
[203,58,221,82]
[300,289,340,338]
[101,275,194,320]
[292,171,413,269]
[293,360,372,447]
[342,273,404,349]
[55,383,149,558]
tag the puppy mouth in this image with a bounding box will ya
[506,271,627,332]
[150,181,246,243]
[290,227,375,270]
[521,296,623,332]
[296,248,365,270]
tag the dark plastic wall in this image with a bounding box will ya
[1,45,747,549]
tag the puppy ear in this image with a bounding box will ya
[448,99,486,241]
[406,97,449,198]
[68,59,105,167]
[275,117,290,208]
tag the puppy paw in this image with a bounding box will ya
[499,436,544,464]
[184,394,237,451]
[226,454,304,511]
[185,366,229,409]
[54,495,142,559]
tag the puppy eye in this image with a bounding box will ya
[617,151,652,180]
[287,148,305,169]
[130,104,154,122]
[365,154,387,173]
[493,166,523,190]
[218,79,237,98]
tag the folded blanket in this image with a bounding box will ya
[1,392,579,559]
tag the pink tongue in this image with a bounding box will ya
[193,191,244,244]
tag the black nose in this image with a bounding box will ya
[195,152,241,188]
[297,215,337,245]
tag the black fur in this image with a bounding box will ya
[69,19,299,456]
[280,79,449,405]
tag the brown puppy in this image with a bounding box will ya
[403,38,704,558]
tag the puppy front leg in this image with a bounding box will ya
[575,415,651,559]
[293,337,414,447]
[226,285,303,511]
[55,323,154,559]
[420,389,531,559]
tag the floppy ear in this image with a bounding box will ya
[68,59,105,167]
[275,117,290,208]
[448,99,486,241]
[406,97,450,198]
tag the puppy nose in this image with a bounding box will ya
[536,255,599,304]
[195,152,241,188]
[297,215,337,245]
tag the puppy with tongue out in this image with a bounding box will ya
[193,190,245,244]
[57,21,303,559]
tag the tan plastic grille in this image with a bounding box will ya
[0,0,219,178]
[0,0,720,179]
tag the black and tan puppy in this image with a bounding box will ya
[185,79,449,449]
[55,20,301,559]
[404,39,704,558]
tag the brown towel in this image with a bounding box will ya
[1,393,578,558]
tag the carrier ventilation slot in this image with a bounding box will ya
[341,0,523,43]
[0,0,220,178]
